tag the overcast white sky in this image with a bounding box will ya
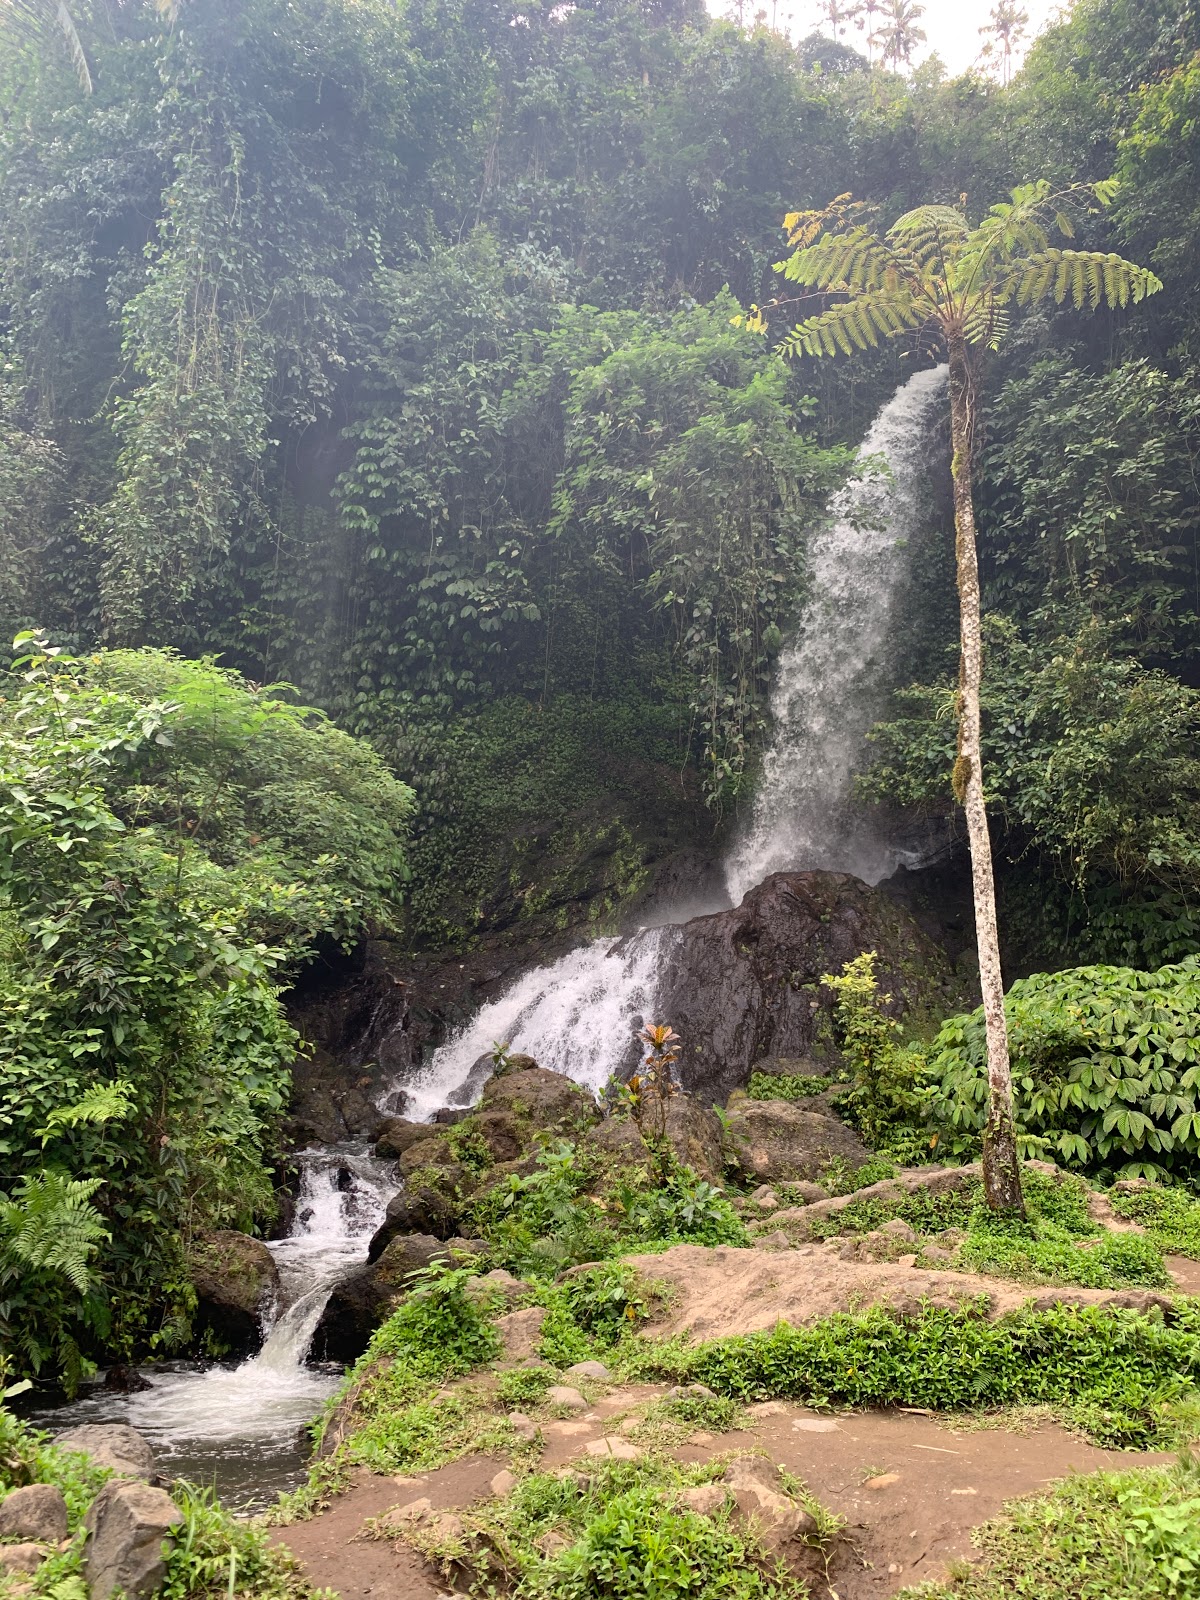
[728,0,1069,77]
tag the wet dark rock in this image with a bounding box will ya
[367,1171,464,1257]
[314,1234,488,1361]
[651,870,958,1105]
[188,1230,280,1353]
[373,1118,433,1159]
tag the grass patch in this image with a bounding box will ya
[1110,1184,1200,1258]
[624,1299,1200,1448]
[392,1454,837,1600]
[896,1456,1200,1599]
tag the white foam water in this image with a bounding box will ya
[396,926,674,1122]
[36,1145,393,1504]
[724,364,948,902]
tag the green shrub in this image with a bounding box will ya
[1110,1185,1200,1257]
[897,1456,1200,1599]
[497,1367,556,1408]
[958,1207,1170,1289]
[653,1301,1200,1448]
[925,958,1200,1181]
[745,1072,833,1102]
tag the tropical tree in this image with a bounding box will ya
[817,0,859,41]
[753,182,1161,1211]
[855,0,882,62]
[875,0,925,70]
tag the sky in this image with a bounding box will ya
[727,0,1069,77]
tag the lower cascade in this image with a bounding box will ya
[33,1147,393,1506]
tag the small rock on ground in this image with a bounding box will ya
[56,1424,157,1482]
[545,1385,587,1412]
[564,1361,610,1381]
[0,1544,50,1577]
[584,1438,642,1461]
[84,1480,183,1600]
[506,1412,539,1443]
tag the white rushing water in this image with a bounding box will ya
[724,364,948,903]
[390,368,949,1119]
[38,1145,393,1504]
[397,926,674,1122]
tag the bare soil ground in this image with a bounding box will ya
[623,1242,1179,1339]
[271,1391,1170,1600]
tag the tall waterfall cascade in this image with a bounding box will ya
[413,365,948,1119]
[724,363,949,902]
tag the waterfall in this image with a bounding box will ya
[397,927,674,1123]
[724,364,949,903]
[38,1145,394,1503]
[396,367,947,1119]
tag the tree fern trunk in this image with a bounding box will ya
[947,336,1025,1216]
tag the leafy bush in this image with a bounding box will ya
[663,1301,1200,1448]
[926,958,1200,1180]
[406,1456,819,1600]
[821,953,932,1157]
[1110,1185,1200,1257]
[745,1072,833,1102]
[0,636,412,1380]
[897,1456,1200,1600]
[958,1207,1170,1290]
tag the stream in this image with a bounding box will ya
[30,1145,393,1509]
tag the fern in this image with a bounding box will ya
[38,1079,135,1143]
[0,1170,108,1296]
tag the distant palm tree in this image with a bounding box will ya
[979,1,1029,86]
[855,0,882,63]
[1,0,93,91]
[876,0,925,70]
[817,0,859,41]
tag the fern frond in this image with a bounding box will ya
[38,1079,135,1144]
[778,226,906,294]
[887,205,969,269]
[778,291,923,358]
[0,1171,108,1296]
[782,193,868,249]
[1000,249,1163,310]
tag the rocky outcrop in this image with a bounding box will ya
[651,870,959,1104]
[188,1230,280,1352]
[55,1425,157,1483]
[724,1098,872,1183]
[479,1065,599,1132]
[313,1234,484,1362]
[84,1480,182,1600]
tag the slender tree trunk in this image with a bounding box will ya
[946,336,1025,1215]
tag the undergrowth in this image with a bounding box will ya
[896,1455,1200,1599]
[622,1299,1200,1448]
[391,1454,839,1600]
[745,1072,834,1103]
[1111,1184,1200,1258]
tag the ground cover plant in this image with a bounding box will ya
[390,1453,842,1600]
[896,1454,1200,1599]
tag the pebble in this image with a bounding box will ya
[746,1400,788,1418]
[489,1470,517,1497]
[791,1417,840,1433]
[507,1411,539,1444]
[897,1252,918,1268]
[564,1361,610,1381]
[864,1473,901,1491]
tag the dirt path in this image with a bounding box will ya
[271,1388,1169,1600]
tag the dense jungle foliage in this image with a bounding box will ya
[3,0,1200,1380]
[1,0,1197,953]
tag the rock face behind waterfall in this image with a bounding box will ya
[655,870,960,1105]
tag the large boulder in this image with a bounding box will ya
[188,1230,280,1352]
[650,871,958,1104]
[84,1480,182,1600]
[0,1485,68,1543]
[55,1425,157,1483]
[725,1099,872,1183]
[313,1233,460,1362]
[480,1066,600,1133]
[662,1095,726,1185]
